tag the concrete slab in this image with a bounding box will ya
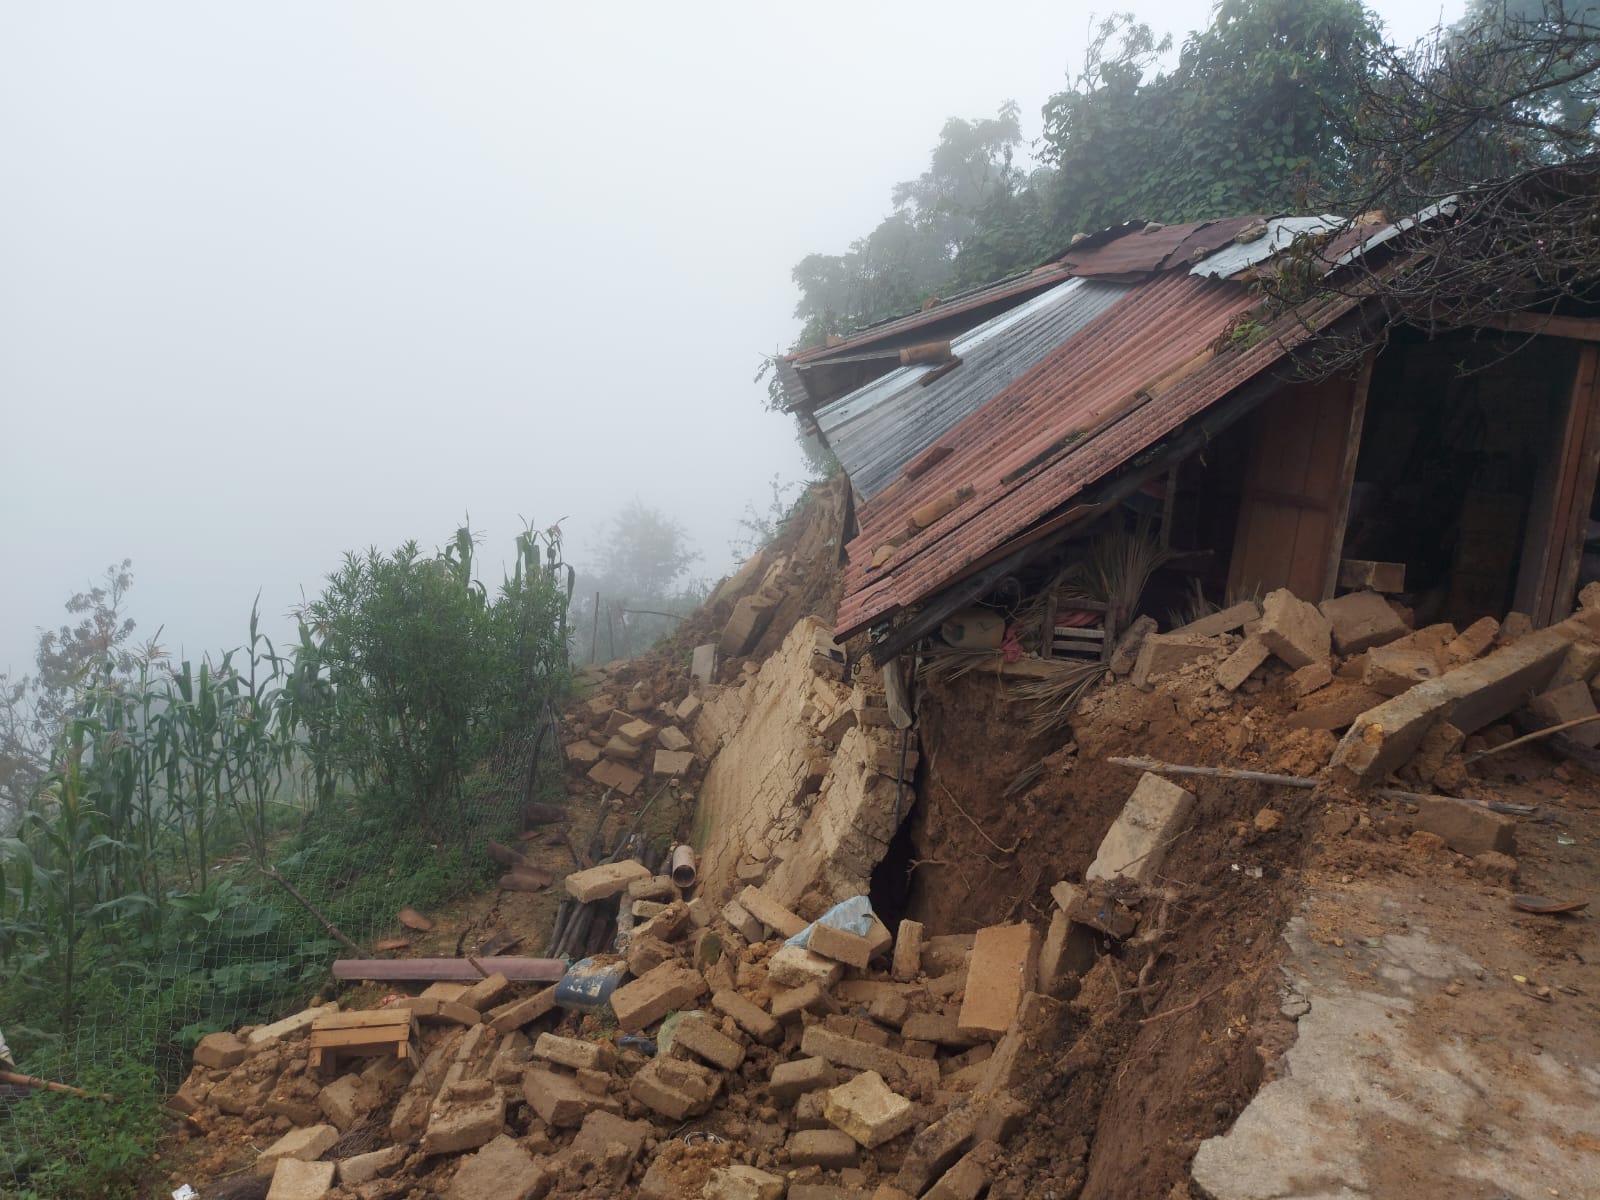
[1085,772,1195,885]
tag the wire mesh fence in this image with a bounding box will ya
[0,725,552,1200]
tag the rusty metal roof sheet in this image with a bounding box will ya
[814,277,1132,499]
[1056,215,1266,277]
[836,273,1363,636]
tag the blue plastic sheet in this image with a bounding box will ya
[785,894,874,949]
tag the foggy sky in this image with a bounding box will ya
[0,1,1458,676]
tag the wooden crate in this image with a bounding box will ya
[308,1009,416,1071]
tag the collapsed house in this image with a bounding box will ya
[164,177,1600,1200]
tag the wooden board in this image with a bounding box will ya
[311,1009,412,1031]
[332,957,568,984]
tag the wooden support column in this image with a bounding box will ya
[1524,344,1600,625]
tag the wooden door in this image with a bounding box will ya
[1228,361,1373,602]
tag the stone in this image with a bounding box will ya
[256,1124,339,1174]
[653,748,696,777]
[1413,797,1516,857]
[921,933,975,976]
[800,1025,939,1093]
[1085,772,1196,884]
[1530,680,1600,746]
[770,1057,840,1102]
[266,1158,336,1200]
[713,990,781,1045]
[658,725,691,751]
[1257,588,1332,669]
[457,972,512,1012]
[825,1070,916,1148]
[1287,662,1334,698]
[1174,600,1261,639]
[616,717,654,745]
[565,739,602,766]
[488,985,558,1036]
[892,919,924,982]
[1412,721,1465,784]
[770,981,831,1020]
[894,1105,980,1195]
[899,1013,980,1049]
[404,996,481,1026]
[720,898,763,943]
[626,934,678,977]
[956,923,1040,1038]
[193,1031,249,1070]
[1288,686,1388,732]
[629,1055,721,1119]
[522,1067,607,1128]
[1337,558,1405,592]
[738,886,807,938]
[248,1003,339,1046]
[671,1013,746,1071]
[565,859,652,903]
[690,644,719,685]
[1108,614,1158,676]
[1038,909,1097,995]
[446,1134,549,1200]
[569,1110,651,1167]
[1131,633,1219,688]
[534,1033,616,1072]
[585,758,643,795]
[1332,626,1571,781]
[705,1164,786,1200]
[422,1082,505,1153]
[1446,617,1501,664]
[317,1073,378,1131]
[604,734,644,761]
[1364,644,1444,695]
[808,921,876,969]
[336,1144,407,1187]
[1501,612,1535,642]
[1215,637,1272,691]
[721,595,777,658]
[1319,591,1406,655]
[788,1129,860,1169]
[768,944,844,990]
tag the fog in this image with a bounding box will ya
[0,1,1457,674]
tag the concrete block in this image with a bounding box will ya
[671,1013,745,1071]
[892,919,924,982]
[894,1104,980,1195]
[1549,639,1600,688]
[1038,909,1097,995]
[522,1067,608,1129]
[1530,680,1600,746]
[629,1055,720,1119]
[487,985,558,1036]
[721,595,777,657]
[720,898,763,943]
[610,963,707,1033]
[256,1124,338,1174]
[247,1003,338,1046]
[1132,633,1218,688]
[1257,588,1332,668]
[808,921,875,970]
[1446,616,1501,664]
[713,989,781,1045]
[1173,600,1261,639]
[705,1165,786,1200]
[770,981,830,1021]
[1338,558,1405,592]
[738,886,807,939]
[956,923,1040,1038]
[585,758,643,795]
[1287,662,1333,698]
[1215,637,1272,691]
[800,1025,939,1093]
[824,1070,915,1149]
[657,725,691,751]
[1319,591,1406,655]
[652,748,696,777]
[1108,613,1158,676]
[533,1033,615,1072]
[457,972,512,1013]
[925,1140,999,1200]
[788,1129,860,1169]
[266,1159,335,1200]
[1414,797,1516,857]
[603,734,644,762]
[317,1073,378,1131]
[422,1082,505,1153]
[565,859,652,903]
[569,1110,651,1169]
[193,1031,249,1070]
[1288,687,1387,731]
[1364,644,1444,695]
[336,1144,407,1187]
[770,1056,839,1102]
[1084,772,1195,884]
[768,944,844,990]
[445,1134,549,1200]
[565,739,602,766]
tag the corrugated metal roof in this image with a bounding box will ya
[835,274,1364,636]
[1057,215,1266,276]
[814,277,1133,499]
[789,262,1075,367]
[1189,215,1343,278]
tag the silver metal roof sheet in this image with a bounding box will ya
[1189,215,1343,278]
[815,277,1132,499]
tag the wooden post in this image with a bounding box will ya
[589,591,601,665]
[1320,352,1375,601]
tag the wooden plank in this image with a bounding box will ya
[1478,313,1600,343]
[1548,344,1600,622]
[1319,354,1373,600]
[311,1009,411,1031]
[332,957,568,984]
[1516,345,1594,623]
[310,1026,411,1049]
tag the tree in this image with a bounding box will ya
[0,561,144,831]
[572,501,703,662]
